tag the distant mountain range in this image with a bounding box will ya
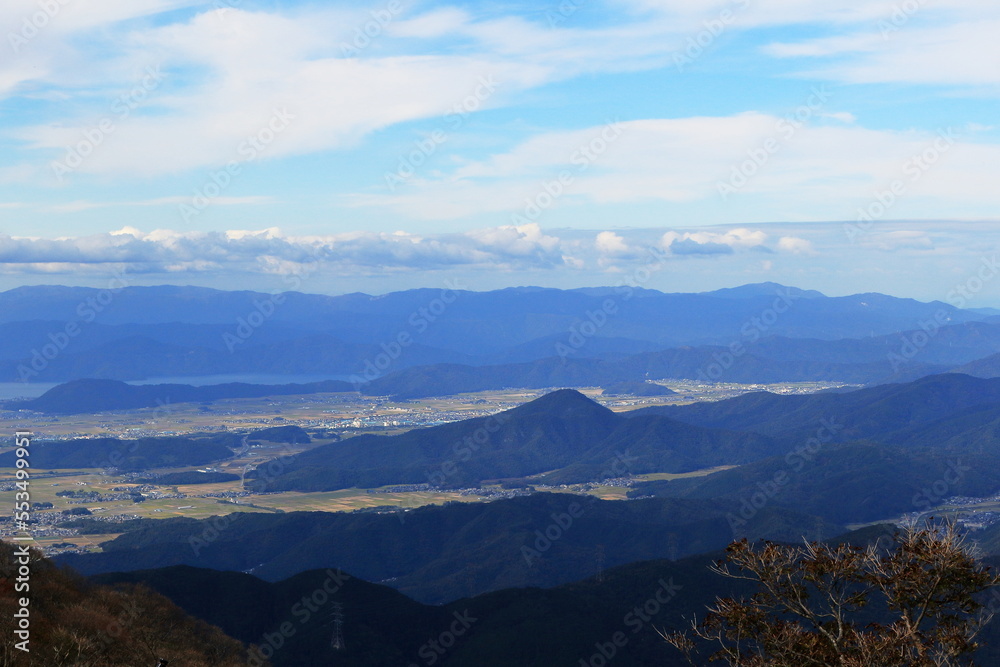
[2,283,997,386]
[17,282,1000,665]
[5,377,354,414]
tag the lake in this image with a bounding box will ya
[0,374,354,401]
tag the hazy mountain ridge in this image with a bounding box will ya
[6,377,355,414]
[1,283,994,385]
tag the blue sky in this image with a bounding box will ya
[1,0,999,302]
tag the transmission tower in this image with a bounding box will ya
[330,602,345,651]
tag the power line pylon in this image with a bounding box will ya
[331,602,345,651]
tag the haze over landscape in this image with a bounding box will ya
[3,0,1000,665]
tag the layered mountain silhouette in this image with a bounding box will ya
[634,373,1000,443]
[621,374,1000,523]
[6,377,354,414]
[630,442,998,524]
[92,553,737,667]
[244,389,781,491]
[12,283,1000,664]
[0,541,249,665]
[59,493,840,604]
[87,526,1000,667]
[2,283,998,385]
[0,434,236,471]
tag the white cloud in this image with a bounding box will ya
[45,196,273,213]
[2,0,998,237]
[861,230,934,251]
[389,8,471,39]
[356,115,1000,222]
[625,0,995,29]
[821,112,856,123]
[0,0,196,99]
[765,17,1000,86]
[777,236,815,254]
[595,231,630,255]
[0,223,568,274]
[1,3,693,180]
[662,228,769,255]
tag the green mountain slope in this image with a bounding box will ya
[246,389,783,491]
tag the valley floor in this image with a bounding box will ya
[0,380,843,556]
